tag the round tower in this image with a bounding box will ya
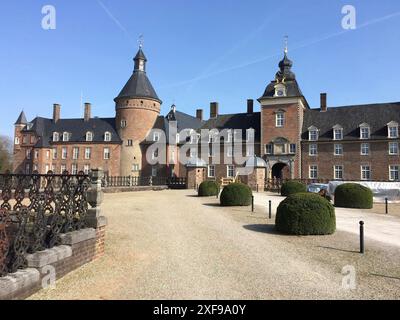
[115,46,162,176]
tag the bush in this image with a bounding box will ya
[276,193,336,235]
[281,181,306,196]
[220,183,252,206]
[198,180,220,197]
[334,183,373,209]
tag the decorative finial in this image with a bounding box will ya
[284,35,288,54]
[138,34,144,49]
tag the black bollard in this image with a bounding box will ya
[385,198,388,214]
[359,221,365,254]
[269,200,272,219]
[251,196,254,212]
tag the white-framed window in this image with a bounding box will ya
[361,165,371,181]
[26,149,31,160]
[127,139,133,146]
[61,147,67,159]
[389,142,399,155]
[289,143,296,154]
[333,127,343,140]
[227,146,233,157]
[84,164,90,174]
[334,165,343,180]
[104,132,112,142]
[309,144,318,156]
[86,131,93,142]
[265,144,273,155]
[103,147,110,160]
[62,132,69,142]
[208,165,215,178]
[334,144,343,156]
[389,165,399,181]
[360,127,370,140]
[227,165,235,178]
[309,165,318,179]
[15,137,20,145]
[151,166,157,177]
[53,132,59,142]
[121,120,127,128]
[276,112,284,128]
[71,164,78,175]
[72,147,79,160]
[388,122,399,138]
[52,147,58,160]
[85,147,91,160]
[361,143,370,156]
[60,164,67,174]
[25,163,30,174]
[309,129,319,141]
[153,132,160,142]
[132,164,140,172]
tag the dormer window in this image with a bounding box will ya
[359,123,370,140]
[308,126,319,141]
[62,132,69,142]
[104,132,112,142]
[333,125,343,140]
[53,132,59,142]
[388,121,399,138]
[86,131,93,142]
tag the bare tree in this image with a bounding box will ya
[0,135,13,173]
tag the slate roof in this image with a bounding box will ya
[22,117,121,148]
[302,102,400,141]
[15,111,27,125]
[200,112,261,142]
[260,79,303,99]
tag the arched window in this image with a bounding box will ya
[86,131,93,142]
[104,131,112,142]
[62,132,69,142]
[53,132,59,142]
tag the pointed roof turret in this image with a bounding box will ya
[115,45,161,104]
[15,111,27,125]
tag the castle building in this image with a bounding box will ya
[13,45,400,183]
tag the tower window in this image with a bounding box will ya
[121,120,127,128]
[276,113,284,127]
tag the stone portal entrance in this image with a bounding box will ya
[271,163,290,179]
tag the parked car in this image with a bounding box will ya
[307,183,329,194]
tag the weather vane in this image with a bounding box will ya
[138,34,144,48]
[284,35,288,54]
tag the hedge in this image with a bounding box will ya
[334,183,373,209]
[220,183,252,206]
[198,180,220,197]
[281,181,306,196]
[276,193,336,235]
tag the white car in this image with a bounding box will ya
[307,183,329,195]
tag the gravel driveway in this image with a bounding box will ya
[29,190,400,300]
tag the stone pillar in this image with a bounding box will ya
[86,168,107,259]
[186,166,206,189]
[247,167,266,191]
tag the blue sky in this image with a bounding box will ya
[1,0,400,138]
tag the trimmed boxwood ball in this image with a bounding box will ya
[276,193,336,235]
[334,183,373,209]
[220,183,252,206]
[198,180,220,197]
[281,181,306,196]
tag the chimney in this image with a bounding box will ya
[53,104,61,123]
[196,109,203,121]
[210,102,219,118]
[84,103,92,122]
[320,93,327,112]
[247,99,254,114]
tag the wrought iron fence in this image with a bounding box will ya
[0,171,90,276]
[265,178,330,192]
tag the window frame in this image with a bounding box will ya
[309,144,318,156]
[334,165,344,180]
[309,165,318,179]
[208,165,215,178]
[389,165,399,181]
[276,112,284,128]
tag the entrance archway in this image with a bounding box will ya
[271,163,290,179]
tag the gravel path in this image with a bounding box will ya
[29,190,400,300]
